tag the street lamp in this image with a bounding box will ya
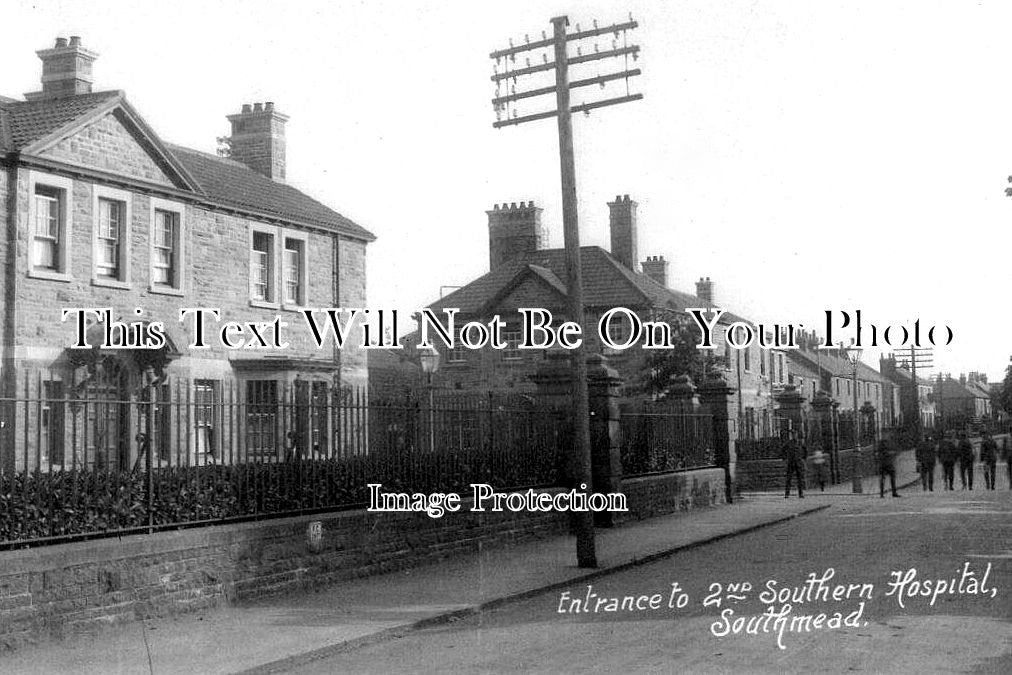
[419,346,440,453]
[844,344,863,493]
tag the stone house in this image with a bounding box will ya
[0,37,373,471]
[786,332,888,430]
[402,195,788,438]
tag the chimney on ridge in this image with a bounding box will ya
[695,276,714,307]
[486,201,544,271]
[226,101,289,182]
[608,195,638,271]
[26,36,98,100]
[640,255,668,287]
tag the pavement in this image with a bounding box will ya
[0,453,924,675]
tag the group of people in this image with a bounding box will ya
[914,431,1008,492]
[781,427,1009,499]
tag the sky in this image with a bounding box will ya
[5,0,1011,382]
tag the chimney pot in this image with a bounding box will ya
[241,103,252,113]
[55,37,68,48]
[253,102,264,113]
[69,36,81,47]
[265,101,274,111]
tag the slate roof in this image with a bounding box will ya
[428,246,745,322]
[788,347,886,383]
[0,91,374,241]
[167,145,373,240]
[0,90,120,150]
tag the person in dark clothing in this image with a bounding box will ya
[916,435,937,492]
[957,434,975,490]
[979,432,998,491]
[782,429,806,499]
[876,437,900,498]
[938,433,958,490]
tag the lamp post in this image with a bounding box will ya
[845,345,863,493]
[419,346,440,453]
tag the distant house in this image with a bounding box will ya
[0,37,373,471]
[935,373,992,429]
[405,195,788,438]
[879,355,936,429]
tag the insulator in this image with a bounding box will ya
[542,53,548,64]
[594,43,599,53]
[542,30,547,40]
[576,23,580,32]
[593,19,598,29]
[510,53,516,63]
[525,57,530,67]
[612,39,617,49]
[577,46,582,56]
[633,51,639,61]
[525,33,530,44]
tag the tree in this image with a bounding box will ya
[996,359,1012,416]
[634,317,727,398]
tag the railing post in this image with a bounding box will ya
[146,384,155,531]
[586,354,623,527]
[810,391,837,482]
[698,371,737,504]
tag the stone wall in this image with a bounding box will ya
[736,445,884,492]
[0,468,724,649]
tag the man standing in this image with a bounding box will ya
[939,432,958,491]
[979,432,998,491]
[957,433,975,490]
[876,437,901,498]
[782,428,806,499]
[916,434,937,492]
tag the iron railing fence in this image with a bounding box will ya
[619,407,714,476]
[0,378,568,549]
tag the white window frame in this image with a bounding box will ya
[448,328,468,363]
[502,330,523,360]
[92,185,131,288]
[249,225,280,308]
[27,171,73,281]
[281,231,309,309]
[149,197,186,295]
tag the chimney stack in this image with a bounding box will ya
[486,201,544,270]
[25,36,98,100]
[608,195,638,271]
[640,255,668,287]
[695,276,714,307]
[226,101,289,182]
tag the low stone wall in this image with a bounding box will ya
[619,467,727,521]
[736,445,879,492]
[0,468,725,650]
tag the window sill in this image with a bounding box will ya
[149,284,184,297]
[92,277,131,290]
[28,269,72,283]
[250,299,281,310]
[281,302,308,313]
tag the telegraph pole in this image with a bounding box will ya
[897,345,933,440]
[490,15,643,568]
